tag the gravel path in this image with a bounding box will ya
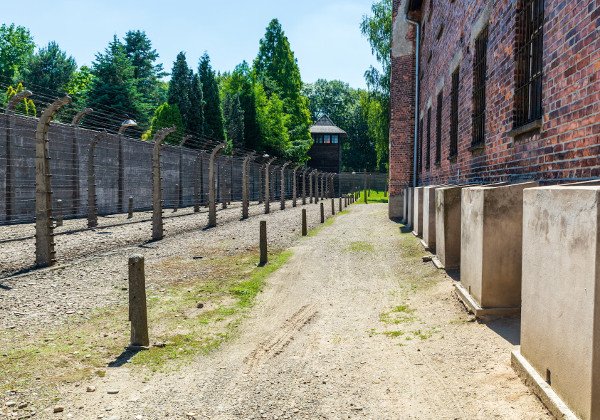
[46,203,550,419]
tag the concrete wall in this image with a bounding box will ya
[460,182,537,308]
[0,113,257,225]
[412,187,424,235]
[388,194,403,219]
[521,185,600,420]
[407,187,414,228]
[435,186,463,269]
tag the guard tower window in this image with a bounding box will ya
[324,135,331,144]
[514,0,544,128]
[332,135,339,144]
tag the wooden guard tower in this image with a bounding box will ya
[308,115,347,173]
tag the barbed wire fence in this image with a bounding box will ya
[0,80,383,274]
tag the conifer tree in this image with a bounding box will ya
[21,41,76,93]
[223,92,244,149]
[187,72,205,138]
[168,52,192,129]
[88,36,143,129]
[254,19,312,156]
[198,53,225,140]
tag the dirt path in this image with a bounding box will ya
[51,203,549,419]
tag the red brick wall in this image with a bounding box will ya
[390,0,600,186]
[389,0,417,195]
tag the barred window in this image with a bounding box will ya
[435,92,442,164]
[450,68,459,157]
[514,0,544,128]
[426,108,432,169]
[472,25,488,146]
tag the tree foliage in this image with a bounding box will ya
[360,0,392,169]
[20,41,76,93]
[223,92,244,149]
[0,24,35,81]
[143,102,184,145]
[87,36,144,129]
[199,53,225,140]
[5,83,36,116]
[253,19,312,161]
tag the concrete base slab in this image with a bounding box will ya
[432,256,444,269]
[419,239,431,251]
[511,350,578,420]
[454,283,520,317]
[412,231,420,237]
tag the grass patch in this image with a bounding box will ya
[353,190,388,204]
[0,248,293,405]
[345,241,375,253]
[379,304,416,325]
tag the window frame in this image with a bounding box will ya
[435,91,443,164]
[472,24,488,147]
[450,68,460,158]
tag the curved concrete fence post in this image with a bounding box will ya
[309,171,315,204]
[242,152,256,219]
[330,174,336,199]
[151,126,177,241]
[5,90,33,222]
[292,165,302,207]
[280,161,291,210]
[35,95,72,267]
[87,132,109,228]
[314,172,320,203]
[220,159,227,210]
[70,108,93,217]
[207,142,227,227]
[264,157,276,214]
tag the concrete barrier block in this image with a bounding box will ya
[518,185,600,420]
[435,185,464,270]
[459,182,537,313]
[412,187,424,236]
[388,193,403,218]
[407,187,414,228]
[422,186,440,251]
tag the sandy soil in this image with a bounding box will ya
[39,203,550,419]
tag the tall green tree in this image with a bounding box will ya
[223,92,244,149]
[221,61,262,150]
[254,19,312,153]
[168,52,192,130]
[198,52,225,140]
[254,83,289,155]
[187,72,205,138]
[143,102,184,145]
[21,41,76,93]
[123,30,166,110]
[87,36,144,129]
[0,24,34,81]
[360,0,392,169]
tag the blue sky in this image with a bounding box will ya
[3,0,381,90]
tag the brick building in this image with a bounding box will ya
[308,115,346,173]
[388,0,600,217]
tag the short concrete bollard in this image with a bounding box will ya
[128,254,149,349]
[457,182,537,316]
[412,187,424,236]
[320,202,324,223]
[56,199,63,227]
[128,196,134,219]
[435,186,464,270]
[173,184,179,212]
[259,220,268,265]
[302,209,307,236]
